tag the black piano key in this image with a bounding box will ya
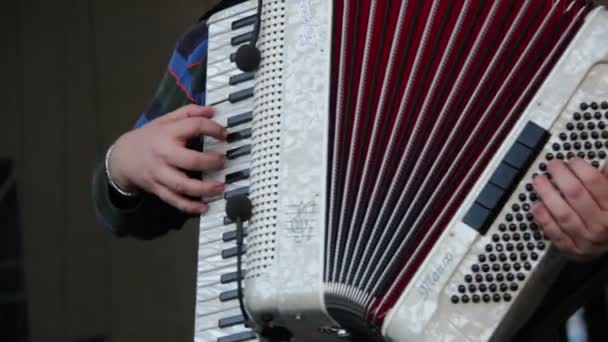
[217,331,257,342]
[229,72,255,86]
[221,271,240,284]
[231,32,254,46]
[517,121,550,151]
[228,88,254,103]
[227,128,252,143]
[223,230,237,242]
[232,15,258,30]
[504,142,534,170]
[226,169,250,184]
[225,187,250,199]
[476,183,506,210]
[489,162,520,190]
[230,53,236,62]
[219,314,246,328]
[463,202,496,235]
[219,289,239,302]
[227,111,253,128]
[222,246,244,259]
[226,145,252,160]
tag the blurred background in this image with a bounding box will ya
[1,1,608,342]
[0,0,219,341]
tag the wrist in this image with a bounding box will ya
[105,145,139,196]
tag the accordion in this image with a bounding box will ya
[194,1,608,341]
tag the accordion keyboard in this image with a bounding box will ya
[194,1,259,342]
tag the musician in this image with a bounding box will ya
[92,0,608,340]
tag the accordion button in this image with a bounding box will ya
[225,169,251,184]
[227,111,253,128]
[218,314,246,328]
[231,31,254,46]
[462,203,495,235]
[229,72,255,86]
[219,289,239,302]
[483,294,491,303]
[234,44,261,73]
[220,271,240,284]
[503,294,512,302]
[517,122,549,151]
[476,183,506,210]
[504,142,534,170]
[451,296,459,304]
[228,87,255,104]
[226,145,252,160]
[489,163,520,191]
[601,101,608,110]
[226,128,252,143]
[231,14,258,30]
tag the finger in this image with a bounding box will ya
[164,148,225,172]
[153,183,209,214]
[171,116,227,141]
[531,202,581,257]
[154,166,225,197]
[153,104,215,125]
[569,157,608,211]
[532,173,591,253]
[547,159,604,241]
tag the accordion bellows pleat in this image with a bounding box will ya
[325,0,590,325]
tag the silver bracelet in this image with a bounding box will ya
[105,145,139,197]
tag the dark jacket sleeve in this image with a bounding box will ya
[92,161,193,239]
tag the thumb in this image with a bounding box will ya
[153,104,214,125]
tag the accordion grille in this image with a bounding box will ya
[247,0,286,279]
[324,0,591,321]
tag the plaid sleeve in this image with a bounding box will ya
[93,22,210,239]
[135,21,209,128]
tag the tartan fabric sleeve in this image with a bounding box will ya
[92,22,209,239]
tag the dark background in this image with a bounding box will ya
[2,1,608,342]
[0,0,218,341]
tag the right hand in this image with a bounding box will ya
[108,104,227,214]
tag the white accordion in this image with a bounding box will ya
[194,1,608,341]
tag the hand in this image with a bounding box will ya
[108,104,227,214]
[531,158,608,260]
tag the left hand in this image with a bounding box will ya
[531,158,608,260]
